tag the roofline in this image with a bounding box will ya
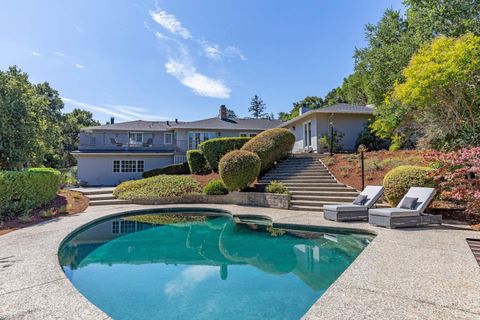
[71,152,174,157]
[278,109,373,128]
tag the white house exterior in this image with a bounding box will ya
[73,106,281,186]
[279,104,374,153]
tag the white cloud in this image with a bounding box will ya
[165,58,231,98]
[74,63,85,69]
[201,42,247,61]
[150,9,191,39]
[53,51,65,57]
[62,98,168,121]
[164,266,218,297]
[31,51,41,56]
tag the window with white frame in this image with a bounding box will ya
[187,132,217,149]
[239,132,257,138]
[129,132,143,145]
[164,133,173,144]
[113,160,144,173]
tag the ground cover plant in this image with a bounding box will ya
[203,179,229,195]
[265,181,289,194]
[113,175,202,200]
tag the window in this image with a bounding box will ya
[164,133,173,144]
[113,160,144,173]
[129,132,143,145]
[113,160,120,172]
[137,160,144,172]
[90,137,96,145]
[187,131,218,149]
[240,132,257,138]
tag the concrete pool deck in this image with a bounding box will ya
[0,204,479,320]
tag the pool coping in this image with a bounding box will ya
[1,203,479,319]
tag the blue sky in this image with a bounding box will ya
[0,0,403,123]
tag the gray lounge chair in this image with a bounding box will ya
[369,187,441,228]
[324,185,384,222]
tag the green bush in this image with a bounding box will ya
[113,175,202,200]
[383,165,433,206]
[142,162,190,178]
[0,168,61,219]
[219,150,261,191]
[199,137,251,171]
[265,181,289,194]
[187,150,210,174]
[241,128,295,172]
[204,179,229,195]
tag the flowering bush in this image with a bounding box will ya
[425,147,480,215]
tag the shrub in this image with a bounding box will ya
[199,137,250,171]
[142,162,190,178]
[204,179,229,195]
[0,168,61,219]
[219,150,261,191]
[265,181,289,194]
[241,128,295,172]
[187,150,210,174]
[383,165,433,206]
[113,175,202,200]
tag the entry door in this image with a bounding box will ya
[303,122,312,148]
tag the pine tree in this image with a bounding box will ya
[248,95,267,119]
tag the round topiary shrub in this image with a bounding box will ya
[383,165,433,206]
[241,128,295,172]
[204,179,229,195]
[219,150,261,191]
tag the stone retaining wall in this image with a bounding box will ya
[130,192,290,209]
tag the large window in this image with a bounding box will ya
[113,160,145,173]
[129,132,143,145]
[188,132,218,149]
[164,133,173,144]
[239,132,257,137]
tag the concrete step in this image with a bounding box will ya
[274,182,344,187]
[268,168,330,173]
[264,172,331,176]
[291,205,324,212]
[290,199,353,207]
[290,190,359,197]
[259,178,337,183]
[87,194,116,201]
[291,195,357,202]
[89,199,131,206]
[263,175,333,180]
[71,187,115,195]
[286,186,355,191]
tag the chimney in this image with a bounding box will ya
[219,105,228,120]
[110,117,115,124]
[175,118,178,124]
[299,103,309,116]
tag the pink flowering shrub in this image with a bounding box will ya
[425,147,480,215]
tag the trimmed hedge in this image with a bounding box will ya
[0,168,61,219]
[199,137,251,171]
[383,165,433,206]
[142,162,190,178]
[113,175,202,200]
[266,180,289,194]
[204,179,229,195]
[219,150,261,191]
[187,150,210,174]
[241,128,295,172]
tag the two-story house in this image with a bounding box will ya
[73,105,282,186]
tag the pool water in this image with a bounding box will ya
[59,209,374,320]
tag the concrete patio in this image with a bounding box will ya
[0,204,479,320]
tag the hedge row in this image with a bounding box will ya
[187,150,210,174]
[219,150,261,191]
[0,168,61,219]
[142,162,190,178]
[241,128,295,172]
[383,165,433,206]
[199,137,250,171]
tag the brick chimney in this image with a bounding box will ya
[219,105,228,120]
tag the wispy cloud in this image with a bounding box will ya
[53,51,65,57]
[62,97,168,121]
[149,10,191,39]
[164,266,218,297]
[74,63,85,70]
[31,51,41,57]
[52,51,86,70]
[165,58,231,98]
[201,42,247,61]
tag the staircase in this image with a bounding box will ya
[257,154,359,212]
[73,187,131,206]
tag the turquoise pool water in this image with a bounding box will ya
[59,209,374,320]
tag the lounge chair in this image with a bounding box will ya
[110,138,123,147]
[369,187,441,228]
[324,185,384,222]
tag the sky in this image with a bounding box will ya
[0,0,403,123]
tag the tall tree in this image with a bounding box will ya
[248,95,267,119]
[324,87,347,106]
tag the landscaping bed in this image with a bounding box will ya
[0,190,89,236]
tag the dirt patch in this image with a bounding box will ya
[0,190,89,236]
[192,171,220,187]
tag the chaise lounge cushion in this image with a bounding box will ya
[353,194,368,205]
[369,208,419,218]
[323,204,367,212]
[399,197,419,210]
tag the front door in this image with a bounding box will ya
[303,121,312,148]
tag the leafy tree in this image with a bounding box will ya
[340,73,369,105]
[390,34,480,150]
[248,95,267,119]
[324,87,347,106]
[279,96,324,121]
[355,120,391,151]
[226,108,237,119]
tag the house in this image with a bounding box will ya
[279,104,373,153]
[73,105,281,186]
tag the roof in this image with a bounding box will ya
[173,117,282,131]
[83,118,282,132]
[71,149,174,156]
[279,103,374,128]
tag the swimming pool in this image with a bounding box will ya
[58,208,374,320]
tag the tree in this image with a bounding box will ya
[324,87,347,106]
[226,108,237,119]
[278,96,323,121]
[248,95,267,119]
[390,34,480,150]
[62,109,100,167]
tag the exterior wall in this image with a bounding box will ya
[283,113,319,153]
[76,154,173,186]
